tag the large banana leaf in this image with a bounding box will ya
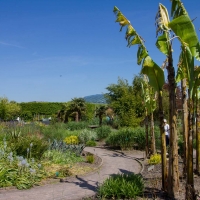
[141,56,165,92]
[156,33,169,55]
[176,51,189,84]
[181,46,195,97]
[169,0,200,60]
[113,6,165,92]
[113,6,148,65]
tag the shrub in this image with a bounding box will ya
[133,127,146,150]
[64,135,79,145]
[106,128,136,150]
[86,140,96,147]
[96,125,111,140]
[9,135,49,160]
[148,154,161,165]
[98,173,144,199]
[86,154,94,163]
[65,121,90,131]
[78,129,97,144]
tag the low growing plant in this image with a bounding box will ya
[0,141,46,189]
[97,173,144,199]
[78,129,97,144]
[86,140,96,147]
[148,154,161,165]
[64,135,79,145]
[86,154,94,164]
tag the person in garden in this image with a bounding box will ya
[164,119,170,146]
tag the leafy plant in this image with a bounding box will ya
[49,140,85,156]
[64,135,79,145]
[42,149,83,165]
[106,128,136,150]
[0,142,46,189]
[86,154,94,163]
[78,129,97,144]
[9,135,49,160]
[96,125,111,140]
[97,173,144,199]
[148,154,161,165]
[86,140,96,147]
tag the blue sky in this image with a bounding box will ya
[0,0,200,102]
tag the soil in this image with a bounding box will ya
[139,157,200,200]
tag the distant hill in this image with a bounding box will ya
[83,94,107,104]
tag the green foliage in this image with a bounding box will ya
[106,128,135,150]
[19,102,63,120]
[86,154,94,163]
[0,97,21,121]
[42,149,83,165]
[78,129,97,144]
[41,123,80,140]
[96,125,111,140]
[132,127,146,150]
[86,140,96,147]
[0,142,46,189]
[148,154,161,165]
[65,121,90,131]
[64,135,79,145]
[49,140,85,156]
[105,78,143,127]
[98,173,144,199]
[9,136,49,160]
[113,7,165,92]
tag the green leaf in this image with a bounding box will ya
[155,33,169,55]
[141,56,165,92]
[181,46,195,97]
[169,1,200,60]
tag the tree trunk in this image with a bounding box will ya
[186,96,195,199]
[145,112,149,158]
[99,115,103,126]
[158,92,167,191]
[75,112,79,122]
[151,112,156,154]
[196,92,200,174]
[182,79,188,177]
[167,47,179,198]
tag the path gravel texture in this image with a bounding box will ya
[0,147,144,200]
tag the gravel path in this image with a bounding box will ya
[0,147,144,200]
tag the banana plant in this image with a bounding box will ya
[113,6,167,191]
[155,3,181,197]
[167,0,200,198]
[141,75,157,156]
[193,67,200,176]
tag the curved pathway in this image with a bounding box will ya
[0,147,144,200]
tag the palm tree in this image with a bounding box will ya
[95,105,107,126]
[69,98,86,122]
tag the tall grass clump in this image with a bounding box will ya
[106,128,136,150]
[96,125,111,140]
[98,173,144,199]
[65,121,90,131]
